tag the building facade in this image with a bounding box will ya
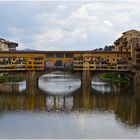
[113,29,140,53]
[0,38,18,51]
[73,51,131,71]
[0,52,45,71]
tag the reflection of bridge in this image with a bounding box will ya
[0,30,140,85]
[0,83,139,127]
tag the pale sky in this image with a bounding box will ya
[0,0,140,50]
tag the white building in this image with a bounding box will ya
[0,38,18,51]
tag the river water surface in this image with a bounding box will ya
[0,72,140,139]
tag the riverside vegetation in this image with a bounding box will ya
[100,73,129,83]
[0,75,25,83]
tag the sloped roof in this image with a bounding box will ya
[123,29,140,35]
[0,38,6,41]
[0,38,18,47]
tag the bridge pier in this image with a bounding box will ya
[81,70,91,88]
[26,71,39,87]
[25,71,39,95]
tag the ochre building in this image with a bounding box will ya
[0,52,45,71]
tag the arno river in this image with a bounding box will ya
[0,72,140,139]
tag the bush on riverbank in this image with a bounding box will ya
[100,73,129,83]
[0,76,25,83]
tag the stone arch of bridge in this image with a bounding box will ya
[35,70,76,79]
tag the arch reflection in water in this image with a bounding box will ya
[39,72,81,95]
[92,84,111,93]
[92,81,131,94]
[46,95,73,111]
[0,75,140,128]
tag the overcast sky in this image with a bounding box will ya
[0,1,140,50]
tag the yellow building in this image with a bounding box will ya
[74,51,131,71]
[0,52,45,71]
[113,29,140,53]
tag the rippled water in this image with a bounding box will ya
[0,72,140,138]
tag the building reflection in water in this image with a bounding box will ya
[0,77,139,128]
[0,81,26,93]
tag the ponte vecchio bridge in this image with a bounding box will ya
[0,29,140,86]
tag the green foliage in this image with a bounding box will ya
[100,73,129,83]
[0,76,25,83]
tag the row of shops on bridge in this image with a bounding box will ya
[0,29,140,73]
